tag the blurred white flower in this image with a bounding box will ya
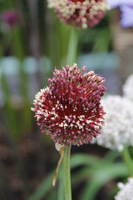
[115,177,133,200]
[92,95,133,151]
[123,74,133,101]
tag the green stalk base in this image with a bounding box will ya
[63,146,72,200]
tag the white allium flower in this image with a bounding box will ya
[115,177,133,200]
[92,95,133,152]
[123,74,133,101]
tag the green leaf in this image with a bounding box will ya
[70,153,101,169]
[80,163,129,200]
[28,171,55,200]
[72,167,93,186]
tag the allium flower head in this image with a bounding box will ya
[115,177,133,200]
[32,63,106,146]
[92,95,133,151]
[1,9,20,27]
[123,74,133,101]
[47,0,109,28]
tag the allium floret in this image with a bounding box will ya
[32,63,106,146]
[115,177,133,200]
[47,0,109,28]
[92,95,133,151]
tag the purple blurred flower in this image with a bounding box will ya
[107,0,133,27]
[1,9,20,27]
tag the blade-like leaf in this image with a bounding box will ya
[80,163,129,200]
[70,153,101,169]
[28,171,55,200]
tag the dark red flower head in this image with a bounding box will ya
[32,64,106,146]
[1,9,20,27]
[47,0,109,28]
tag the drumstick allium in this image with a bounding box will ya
[31,64,106,146]
[47,0,109,28]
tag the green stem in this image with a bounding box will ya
[57,166,64,200]
[63,146,72,200]
[67,27,79,66]
[122,147,133,176]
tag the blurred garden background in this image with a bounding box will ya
[0,0,133,200]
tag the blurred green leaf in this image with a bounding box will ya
[28,171,55,200]
[70,153,101,169]
[1,73,20,137]
[80,162,129,200]
[72,167,93,186]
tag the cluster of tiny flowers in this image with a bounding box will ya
[47,0,109,28]
[32,64,106,146]
[115,177,133,200]
[123,74,133,101]
[92,95,133,151]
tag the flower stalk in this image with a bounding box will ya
[63,145,72,200]
[67,27,78,66]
